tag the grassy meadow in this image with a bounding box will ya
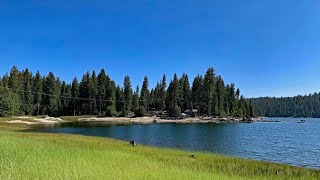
[0,122,319,180]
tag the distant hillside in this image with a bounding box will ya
[250,93,320,117]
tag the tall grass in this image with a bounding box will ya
[0,123,319,179]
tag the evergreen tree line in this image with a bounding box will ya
[0,66,254,117]
[251,93,320,117]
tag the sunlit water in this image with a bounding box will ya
[29,117,320,169]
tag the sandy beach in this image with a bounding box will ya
[3,116,259,126]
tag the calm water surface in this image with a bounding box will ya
[30,117,320,169]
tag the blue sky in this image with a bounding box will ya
[1,0,320,98]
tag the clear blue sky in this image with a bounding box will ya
[1,0,320,98]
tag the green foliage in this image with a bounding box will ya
[71,77,80,116]
[123,75,132,115]
[8,66,20,92]
[106,79,116,115]
[32,71,43,115]
[216,76,226,116]
[60,81,71,116]
[154,75,167,111]
[166,74,181,116]
[79,72,91,115]
[161,74,167,110]
[90,71,98,115]
[104,106,117,117]
[43,72,60,116]
[140,76,150,111]
[250,93,320,117]
[2,74,9,87]
[97,69,107,114]
[192,75,204,114]
[134,107,145,117]
[0,89,20,117]
[0,66,252,118]
[180,73,191,112]
[115,86,124,113]
[149,88,155,110]
[132,86,140,111]
[203,68,216,116]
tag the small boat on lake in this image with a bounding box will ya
[297,120,306,123]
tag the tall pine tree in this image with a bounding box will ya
[123,76,132,115]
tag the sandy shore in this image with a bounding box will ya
[78,116,250,124]
[5,116,61,125]
[4,116,260,125]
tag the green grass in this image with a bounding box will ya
[0,123,319,179]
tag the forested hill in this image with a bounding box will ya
[251,93,320,117]
[0,66,255,117]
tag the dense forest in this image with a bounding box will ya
[251,93,320,117]
[0,66,255,117]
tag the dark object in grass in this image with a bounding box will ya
[130,140,136,147]
[179,154,196,159]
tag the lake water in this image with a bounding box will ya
[29,117,320,169]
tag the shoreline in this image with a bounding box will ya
[1,118,319,174]
[2,116,262,126]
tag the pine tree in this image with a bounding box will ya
[192,75,204,115]
[228,83,237,116]
[79,72,91,115]
[8,66,20,93]
[166,74,181,116]
[203,68,216,116]
[180,73,191,112]
[132,86,140,111]
[60,81,71,116]
[224,84,230,116]
[32,71,43,115]
[70,77,79,116]
[154,82,161,110]
[97,69,107,114]
[149,88,155,110]
[55,78,62,116]
[249,100,255,117]
[123,76,132,115]
[216,76,226,117]
[140,76,150,113]
[234,88,241,116]
[43,72,59,116]
[2,74,9,87]
[160,75,167,111]
[116,85,124,113]
[105,78,116,116]
[90,71,98,115]
[0,88,20,117]
[239,95,247,117]
[22,68,33,115]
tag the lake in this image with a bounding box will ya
[29,117,320,169]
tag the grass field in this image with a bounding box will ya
[0,122,319,180]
